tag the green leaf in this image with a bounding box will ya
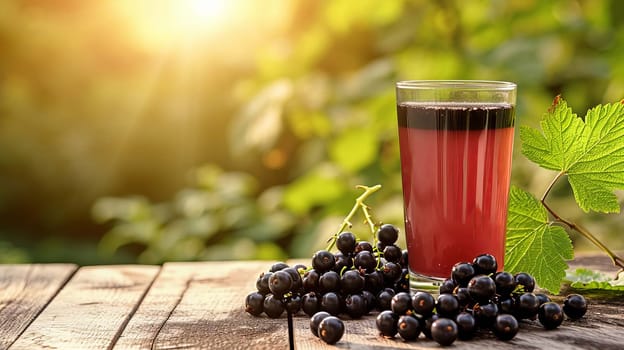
[282,165,347,214]
[521,98,624,213]
[505,186,574,293]
[567,268,624,291]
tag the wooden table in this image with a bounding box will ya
[1,255,622,350]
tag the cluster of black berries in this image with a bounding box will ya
[244,261,307,319]
[245,224,409,344]
[299,224,410,319]
[376,253,588,346]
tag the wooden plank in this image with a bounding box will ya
[0,264,77,350]
[5,254,619,349]
[292,254,624,350]
[112,262,260,349]
[145,259,621,350]
[113,261,283,350]
[9,265,159,350]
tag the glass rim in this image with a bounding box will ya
[396,80,516,91]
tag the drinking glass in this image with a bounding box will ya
[395,80,516,292]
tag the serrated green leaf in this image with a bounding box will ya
[567,102,624,212]
[567,268,624,291]
[505,186,574,293]
[521,98,624,213]
[520,100,585,171]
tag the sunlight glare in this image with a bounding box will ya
[176,0,231,31]
[117,0,244,49]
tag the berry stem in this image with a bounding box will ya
[360,202,377,236]
[326,184,381,251]
[540,171,624,276]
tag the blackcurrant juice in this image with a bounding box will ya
[397,102,515,279]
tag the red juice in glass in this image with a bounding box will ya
[396,88,516,291]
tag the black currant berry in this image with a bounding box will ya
[302,269,320,292]
[270,262,289,272]
[514,272,536,293]
[412,291,435,317]
[535,293,552,306]
[377,288,395,311]
[391,292,412,315]
[472,254,498,275]
[474,302,499,328]
[493,314,519,341]
[467,275,496,303]
[364,270,385,293]
[268,270,293,297]
[394,268,410,293]
[455,312,476,340]
[451,262,475,287]
[400,250,409,267]
[333,253,353,273]
[376,310,398,338]
[310,311,331,337]
[382,262,402,284]
[341,269,364,295]
[302,292,320,316]
[515,292,540,319]
[320,292,342,316]
[354,250,377,273]
[318,316,345,345]
[376,241,387,252]
[377,224,399,245]
[285,294,301,314]
[336,231,357,255]
[494,271,517,297]
[563,294,587,320]
[245,292,264,316]
[439,278,457,294]
[256,272,272,295]
[283,267,302,292]
[345,294,367,319]
[355,241,374,254]
[498,297,515,314]
[397,315,421,341]
[263,294,284,318]
[383,244,403,263]
[436,293,460,318]
[318,271,340,293]
[455,287,473,308]
[312,250,336,273]
[431,318,458,346]
[422,314,439,339]
[539,302,564,329]
[362,290,376,312]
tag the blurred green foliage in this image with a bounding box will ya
[1,0,623,263]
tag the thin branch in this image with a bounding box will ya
[540,172,624,276]
[541,171,565,201]
[326,185,381,251]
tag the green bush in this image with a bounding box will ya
[92,0,624,263]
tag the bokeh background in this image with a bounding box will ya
[1,0,623,264]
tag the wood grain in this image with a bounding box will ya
[2,255,623,349]
[115,262,261,349]
[115,258,624,350]
[9,265,159,350]
[137,261,283,350]
[0,264,77,350]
